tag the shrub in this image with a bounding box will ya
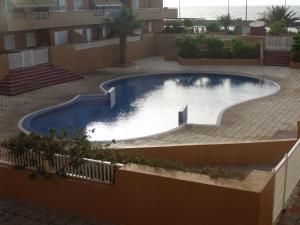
[183,19,193,28]
[205,36,225,52]
[230,38,260,58]
[291,33,300,52]
[269,21,287,35]
[291,51,300,62]
[175,35,259,59]
[217,14,233,33]
[175,35,200,58]
[163,20,186,34]
[206,22,220,32]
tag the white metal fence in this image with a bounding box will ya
[266,36,293,51]
[8,48,49,69]
[272,139,300,222]
[0,147,123,184]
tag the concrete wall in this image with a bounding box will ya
[177,57,260,65]
[0,164,274,225]
[49,33,155,74]
[121,140,296,166]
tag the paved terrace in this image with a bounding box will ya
[1,57,299,147]
[0,198,112,225]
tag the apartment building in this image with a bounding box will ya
[0,0,177,51]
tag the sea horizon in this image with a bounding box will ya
[177,5,300,20]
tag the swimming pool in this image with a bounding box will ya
[20,73,279,141]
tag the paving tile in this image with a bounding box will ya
[0,198,113,225]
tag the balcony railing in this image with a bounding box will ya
[134,7,178,20]
[4,7,177,32]
[5,11,106,32]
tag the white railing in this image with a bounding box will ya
[0,148,123,184]
[266,36,293,51]
[74,36,141,50]
[272,139,300,222]
[8,48,49,69]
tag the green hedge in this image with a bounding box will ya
[291,51,300,62]
[176,35,260,59]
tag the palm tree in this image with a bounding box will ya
[217,14,233,34]
[258,5,299,27]
[106,7,142,65]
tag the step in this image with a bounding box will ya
[0,76,82,95]
[0,71,74,85]
[9,64,52,73]
[0,73,80,89]
[7,66,63,78]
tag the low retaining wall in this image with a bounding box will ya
[0,164,274,225]
[121,139,296,166]
[177,57,260,66]
[290,61,300,69]
[49,33,155,75]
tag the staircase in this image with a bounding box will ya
[263,50,290,66]
[0,64,82,96]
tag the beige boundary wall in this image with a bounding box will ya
[120,139,296,166]
[0,163,274,225]
[49,33,155,74]
[177,57,260,65]
[290,61,300,69]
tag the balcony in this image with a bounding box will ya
[3,7,178,32]
[5,11,106,32]
[134,7,178,20]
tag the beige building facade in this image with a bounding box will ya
[0,0,177,51]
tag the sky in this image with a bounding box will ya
[163,0,300,7]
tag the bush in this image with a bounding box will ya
[291,51,300,62]
[163,20,186,34]
[291,33,300,52]
[175,35,259,59]
[269,21,287,35]
[183,19,193,28]
[175,35,201,58]
[206,22,220,32]
[230,38,260,58]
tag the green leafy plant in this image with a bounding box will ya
[175,35,259,59]
[269,21,288,35]
[291,52,300,62]
[183,19,193,28]
[206,22,221,33]
[258,5,299,27]
[105,7,142,65]
[175,35,200,58]
[217,14,233,34]
[163,20,186,34]
[291,33,300,52]
[230,38,260,58]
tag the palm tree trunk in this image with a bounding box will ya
[119,34,127,64]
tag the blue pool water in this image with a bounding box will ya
[20,73,279,141]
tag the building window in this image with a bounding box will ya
[132,0,140,9]
[54,31,69,46]
[4,35,15,50]
[26,33,37,48]
[74,0,84,10]
[57,0,66,11]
